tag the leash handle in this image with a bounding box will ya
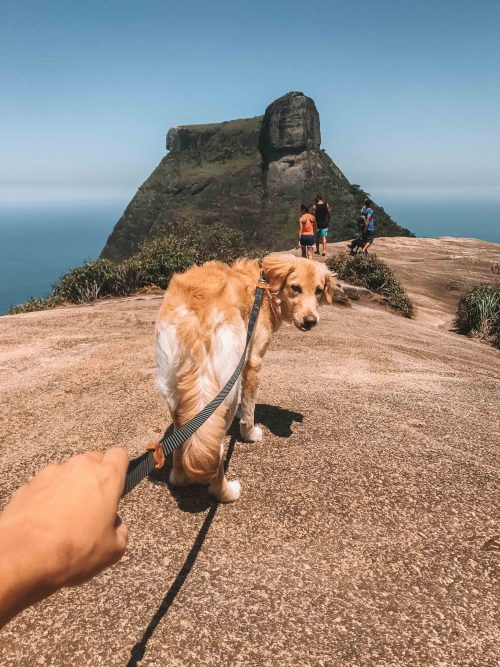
[122,275,266,496]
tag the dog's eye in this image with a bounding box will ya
[291,284,302,294]
[315,287,323,297]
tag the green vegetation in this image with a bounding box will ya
[53,259,123,302]
[8,295,64,315]
[9,222,265,314]
[455,283,500,349]
[326,252,414,318]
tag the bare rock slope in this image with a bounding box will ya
[0,237,499,667]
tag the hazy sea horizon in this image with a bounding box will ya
[1,189,499,315]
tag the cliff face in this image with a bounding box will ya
[102,92,412,261]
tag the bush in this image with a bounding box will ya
[53,259,122,303]
[129,236,196,289]
[8,294,63,315]
[192,223,247,263]
[327,252,414,318]
[152,219,250,264]
[9,219,269,313]
[455,283,500,348]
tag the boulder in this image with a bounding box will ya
[259,91,321,163]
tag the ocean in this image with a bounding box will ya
[369,188,500,244]
[1,191,499,315]
[0,200,125,315]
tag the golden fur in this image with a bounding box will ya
[155,253,335,502]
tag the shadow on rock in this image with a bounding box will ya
[254,403,303,437]
[127,438,236,667]
[227,403,303,441]
[148,455,213,514]
[148,404,300,512]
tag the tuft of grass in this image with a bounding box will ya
[8,295,63,315]
[327,252,414,318]
[53,259,122,303]
[455,282,500,349]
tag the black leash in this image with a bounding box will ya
[122,272,268,496]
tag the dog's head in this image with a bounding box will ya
[262,253,336,331]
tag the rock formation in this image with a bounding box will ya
[101,92,412,261]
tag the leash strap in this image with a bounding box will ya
[122,272,267,496]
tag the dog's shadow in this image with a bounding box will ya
[129,404,303,666]
[254,403,303,437]
[148,403,303,513]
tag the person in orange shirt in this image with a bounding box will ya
[296,204,317,260]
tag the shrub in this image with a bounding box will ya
[152,219,250,264]
[114,259,146,295]
[8,294,63,315]
[9,219,268,314]
[53,259,122,303]
[455,283,500,349]
[327,252,414,318]
[130,236,196,289]
[192,223,247,264]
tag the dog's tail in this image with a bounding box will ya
[175,324,227,485]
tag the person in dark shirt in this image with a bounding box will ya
[312,194,332,256]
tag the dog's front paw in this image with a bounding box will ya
[209,479,241,503]
[240,422,263,443]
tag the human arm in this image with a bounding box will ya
[0,448,128,628]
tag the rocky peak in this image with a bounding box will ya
[259,91,321,164]
[101,92,412,261]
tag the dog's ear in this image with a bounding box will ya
[261,253,297,292]
[319,265,336,305]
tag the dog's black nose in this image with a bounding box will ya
[302,315,318,330]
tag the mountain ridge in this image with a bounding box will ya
[101,92,413,261]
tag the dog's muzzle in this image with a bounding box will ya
[300,315,318,331]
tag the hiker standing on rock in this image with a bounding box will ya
[312,194,332,257]
[349,198,371,255]
[297,204,317,260]
[361,198,375,253]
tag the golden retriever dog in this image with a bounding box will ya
[155,253,335,502]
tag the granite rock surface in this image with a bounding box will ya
[1,237,499,667]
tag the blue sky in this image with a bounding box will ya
[1,0,499,202]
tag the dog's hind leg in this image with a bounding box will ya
[208,445,241,503]
[169,445,188,487]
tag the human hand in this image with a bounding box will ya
[0,448,129,590]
